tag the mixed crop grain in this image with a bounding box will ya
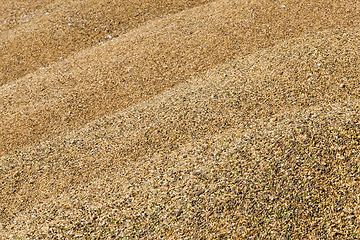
[1,0,360,239]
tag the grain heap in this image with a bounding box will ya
[0,0,360,238]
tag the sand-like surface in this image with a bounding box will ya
[1,0,360,238]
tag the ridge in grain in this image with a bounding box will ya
[1,0,360,239]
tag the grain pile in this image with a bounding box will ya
[1,0,359,156]
[0,0,213,85]
[1,0,360,239]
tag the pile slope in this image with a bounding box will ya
[1,26,360,238]
[0,0,213,85]
[1,0,359,156]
